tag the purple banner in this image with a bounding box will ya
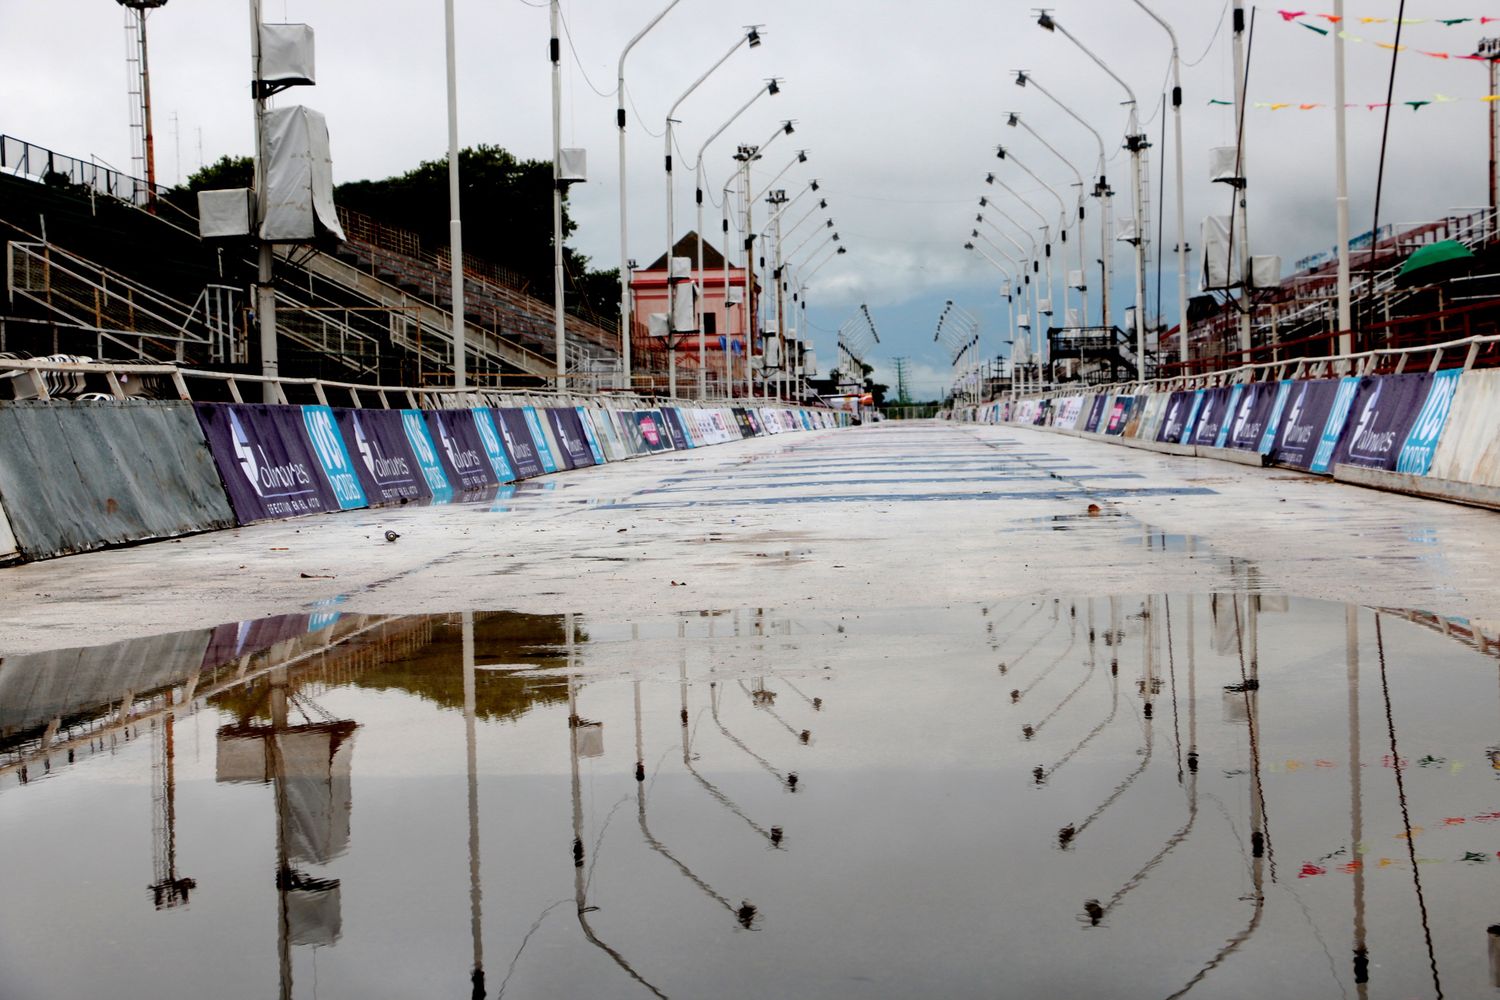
[1270,379,1343,470]
[195,403,340,523]
[1328,372,1435,471]
[545,408,596,469]
[660,408,691,450]
[334,408,432,505]
[1155,391,1197,443]
[736,408,760,437]
[1083,395,1110,433]
[422,410,498,492]
[1226,383,1278,451]
[1189,387,1235,447]
[495,408,545,479]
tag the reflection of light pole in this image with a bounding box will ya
[1132,2,1189,373]
[1006,113,1088,327]
[1346,605,1369,994]
[1015,69,1114,328]
[664,28,763,399]
[689,86,780,400]
[463,613,484,998]
[618,0,685,392]
[1037,12,1150,381]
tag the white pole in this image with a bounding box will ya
[444,0,466,388]
[1132,2,1189,373]
[1333,0,1353,350]
[1231,0,1253,363]
[619,0,684,395]
[248,0,278,403]
[550,0,566,391]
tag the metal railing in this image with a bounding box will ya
[1,135,168,208]
[6,241,237,364]
[0,355,836,414]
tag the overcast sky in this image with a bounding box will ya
[5,1,1498,397]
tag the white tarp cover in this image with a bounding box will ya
[558,147,587,183]
[802,347,817,375]
[262,105,346,243]
[1429,369,1500,486]
[0,495,17,563]
[672,279,697,332]
[648,312,669,338]
[1209,146,1241,183]
[1201,215,1239,290]
[259,23,316,86]
[197,188,253,238]
[763,337,780,368]
[1251,255,1282,289]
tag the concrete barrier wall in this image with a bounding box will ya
[0,400,235,559]
[0,395,839,564]
[959,367,1500,511]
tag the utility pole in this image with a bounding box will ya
[550,0,567,391]
[893,357,911,405]
[1231,0,1254,364]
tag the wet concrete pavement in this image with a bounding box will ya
[9,422,1500,998]
[4,421,1500,652]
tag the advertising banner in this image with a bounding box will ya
[334,408,432,505]
[1395,370,1463,476]
[301,405,368,510]
[1053,396,1083,429]
[731,408,754,438]
[615,410,648,454]
[1155,391,1198,443]
[521,407,560,473]
[1309,377,1361,474]
[1083,395,1110,433]
[1269,379,1345,470]
[471,408,517,483]
[495,408,546,479]
[590,407,628,461]
[1328,373,1436,472]
[399,409,454,502]
[635,410,671,451]
[1189,387,1235,447]
[1257,382,1293,454]
[743,408,763,437]
[546,407,596,469]
[425,409,500,492]
[197,403,341,523]
[1104,397,1135,435]
[659,407,691,451]
[575,407,609,464]
[1211,386,1245,448]
[1224,383,1278,452]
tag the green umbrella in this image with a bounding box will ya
[1395,239,1474,287]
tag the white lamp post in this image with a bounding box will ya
[995,142,1074,327]
[1005,112,1089,328]
[1014,69,1114,329]
[1131,1,1190,373]
[443,0,466,388]
[689,82,780,399]
[618,0,684,394]
[1037,12,1151,382]
[664,27,762,399]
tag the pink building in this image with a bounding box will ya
[630,233,756,360]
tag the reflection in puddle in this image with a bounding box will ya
[4,598,1500,997]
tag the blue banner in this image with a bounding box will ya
[1257,382,1292,454]
[399,409,455,503]
[575,407,608,464]
[1330,373,1437,472]
[1212,386,1245,448]
[495,408,544,479]
[1155,391,1197,443]
[522,407,559,473]
[301,405,368,510]
[1309,377,1361,474]
[1189,387,1234,447]
[1394,370,1462,475]
[471,408,517,484]
[1271,380,1343,471]
[545,408,596,469]
[1083,395,1110,433]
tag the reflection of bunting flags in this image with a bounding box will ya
[1212,94,1500,111]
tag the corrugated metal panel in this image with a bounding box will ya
[1429,369,1500,487]
[0,400,235,561]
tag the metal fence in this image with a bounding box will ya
[1,135,167,208]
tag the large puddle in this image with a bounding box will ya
[3,596,1500,998]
